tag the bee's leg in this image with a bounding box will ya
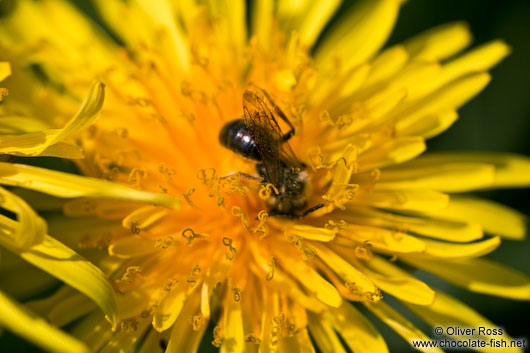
[300,204,325,218]
[281,129,295,142]
[220,171,263,182]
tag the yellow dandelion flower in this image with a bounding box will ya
[0,1,529,353]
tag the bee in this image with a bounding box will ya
[219,89,323,218]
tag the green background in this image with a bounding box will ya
[1,0,529,352]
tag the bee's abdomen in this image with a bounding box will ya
[219,119,261,161]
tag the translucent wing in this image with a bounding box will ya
[242,90,300,186]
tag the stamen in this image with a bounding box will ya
[182,228,206,246]
[128,168,148,189]
[113,128,128,138]
[322,183,360,210]
[231,206,251,230]
[319,110,354,128]
[86,125,98,139]
[245,334,262,344]
[0,88,9,101]
[158,163,176,182]
[273,312,285,326]
[140,309,152,318]
[180,187,198,208]
[190,314,203,331]
[121,266,142,284]
[325,220,349,231]
[308,146,353,171]
[186,264,201,288]
[164,278,179,291]
[369,168,381,187]
[196,168,216,187]
[120,318,139,332]
[286,321,298,337]
[232,288,241,302]
[252,210,269,239]
[259,183,279,199]
[212,326,223,348]
[154,236,178,249]
[354,241,373,260]
[266,256,277,281]
[222,237,237,261]
[130,220,141,235]
[103,167,120,181]
[285,233,316,259]
[221,177,249,196]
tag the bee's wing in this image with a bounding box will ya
[242,90,290,186]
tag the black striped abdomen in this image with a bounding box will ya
[219,119,261,161]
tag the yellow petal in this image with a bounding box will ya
[0,62,11,81]
[406,290,523,353]
[0,265,57,299]
[426,195,527,240]
[9,188,65,212]
[25,286,75,318]
[0,162,181,209]
[339,224,426,254]
[359,136,426,171]
[364,45,409,86]
[251,0,273,49]
[397,109,458,139]
[48,294,96,327]
[92,0,154,50]
[0,186,46,249]
[365,301,443,353]
[135,0,190,72]
[387,61,441,100]
[404,152,530,189]
[0,290,89,353]
[285,224,336,242]
[138,330,170,353]
[0,116,51,135]
[421,40,510,96]
[325,301,389,353]
[324,144,359,211]
[220,297,245,353]
[393,72,491,132]
[98,319,150,353]
[278,328,316,353]
[122,205,170,231]
[297,1,343,48]
[315,0,402,71]
[70,311,112,352]
[314,243,377,295]
[0,235,118,329]
[153,280,197,332]
[207,0,247,51]
[0,81,104,158]
[308,312,348,353]
[108,237,158,258]
[279,249,342,308]
[404,22,472,61]
[421,236,500,259]
[340,207,483,242]
[166,293,206,353]
[353,188,449,211]
[403,257,530,300]
[360,256,435,305]
[377,162,495,193]
[249,242,325,311]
